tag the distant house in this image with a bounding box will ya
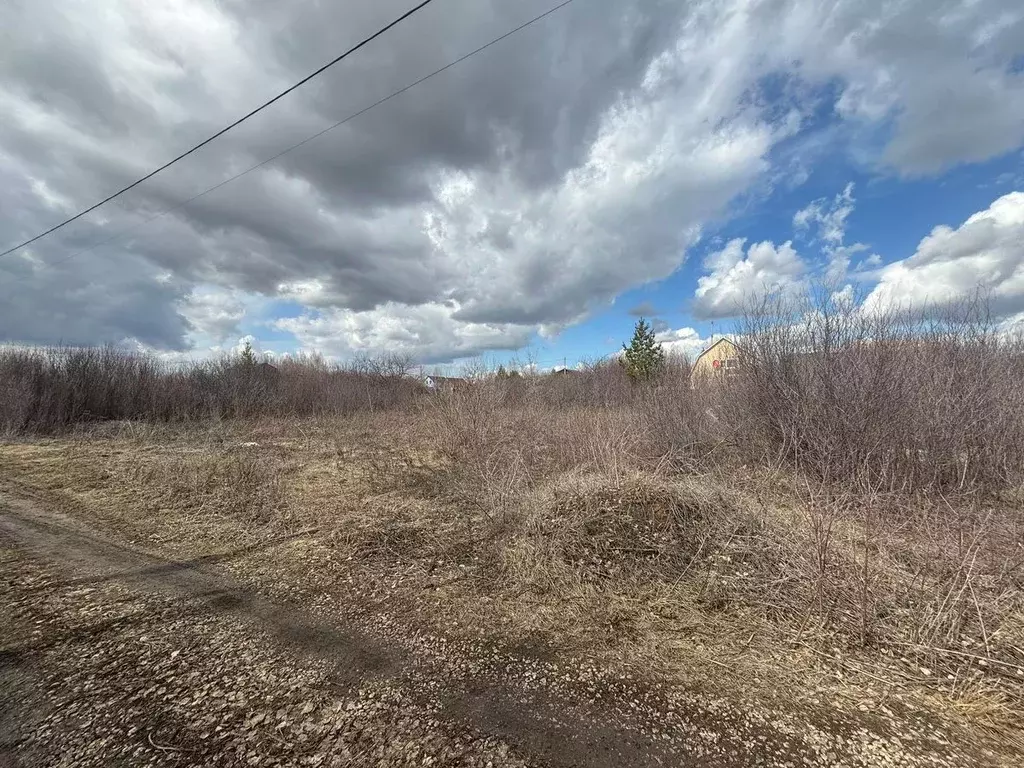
[550,367,578,376]
[247,361,280,389]
[423,375,470,393]
[691,338,741,385]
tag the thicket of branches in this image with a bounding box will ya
[5,291,1023,497]
[0,347,420,433]
[435,293,1024,497]
[729,290,1024,493]
[5,292,1024,672]
[419,293,1024,664]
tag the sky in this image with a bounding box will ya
[2,0,1023,372]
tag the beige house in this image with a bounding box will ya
[690,337,741,384]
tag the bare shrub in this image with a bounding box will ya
[7,284,1024,690]
[428,377,655,516]
[0,345,163,433]
[732,290,1024,494]
[0,346,423,434]
[403,289,1024,680]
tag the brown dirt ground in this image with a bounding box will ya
[0,428,1020,767]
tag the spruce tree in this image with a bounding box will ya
[239,340,257,367]
[620,318,665,382]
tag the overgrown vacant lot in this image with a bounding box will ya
[3,302,1024,765]
[2,406,1022,765]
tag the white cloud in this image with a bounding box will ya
[179,287,247,343]
[792,183,869,284]
[798,1,1024,176]
[430,53,779,328]
[655,326,713,360]
[863,192,1024,315]
[823,242,871,285]
[794,183,856,246]
[275,301,533,364]
[692,238,806,319]
[831,283,856,307]
[1000,311,1024,339]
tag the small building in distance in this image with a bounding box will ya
[690,337,741,385]
[257,361,279,379]
[423,374,470,393]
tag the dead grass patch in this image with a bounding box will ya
[502,471,739,587]
[3,409,1023,751]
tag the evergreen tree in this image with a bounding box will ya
[239,340,257,366]
[620,318,665,382]
[496,364,509,379]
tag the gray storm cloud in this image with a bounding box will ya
[2,0,1022,360]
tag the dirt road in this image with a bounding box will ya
[0,489,995,767]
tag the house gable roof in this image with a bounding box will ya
[693,337,740,366]
[425,375,469,388]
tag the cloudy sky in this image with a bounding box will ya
[2,0,1023,368]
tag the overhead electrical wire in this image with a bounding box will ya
[7,0,575,272]
[0,0,444,259]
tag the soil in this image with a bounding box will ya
[0,487,1004,767]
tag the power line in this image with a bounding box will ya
[0,0,442,260]
[13,0,575,273]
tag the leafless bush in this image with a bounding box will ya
[0,345,166,433]
[0,346,423,434]
[403,288,1024,676]
[732,290,1024,494]
[427,378,651,522]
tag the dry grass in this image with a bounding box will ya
[3,293,1024,752]
[2,414,1023,751]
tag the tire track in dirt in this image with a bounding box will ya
[0,492,680,766]
[0,489,989,767]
